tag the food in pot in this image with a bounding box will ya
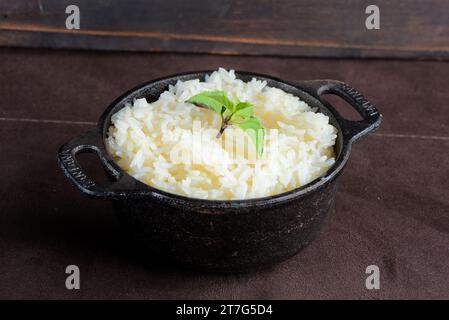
[105,68,337,200]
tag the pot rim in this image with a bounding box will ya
[58,70,382,209]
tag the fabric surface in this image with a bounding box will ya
[0,48,448,299]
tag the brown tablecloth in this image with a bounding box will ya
[0,48,448,299]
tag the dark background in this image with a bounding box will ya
[0,1,448,299]
[1,0,449,59]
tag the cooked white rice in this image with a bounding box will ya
[105,68,337,200]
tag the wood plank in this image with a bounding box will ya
[1,0,448,59]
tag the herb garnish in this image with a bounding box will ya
[186,91,264,156]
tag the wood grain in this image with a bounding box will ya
[0,0,448,59]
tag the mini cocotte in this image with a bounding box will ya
[106,68,337,200]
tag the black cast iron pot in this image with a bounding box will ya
[58,71,381,273]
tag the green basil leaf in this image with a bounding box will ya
[186,91,234,114]
[235,101,252,111]
[187,90,265,156]
[229,105,253,124]
[235,116,264,156]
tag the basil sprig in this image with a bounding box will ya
[187,91,264,156]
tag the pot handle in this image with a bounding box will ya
[57,129,144,198]
[298,80,382,143]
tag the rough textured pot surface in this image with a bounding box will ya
[57,71,381,273]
